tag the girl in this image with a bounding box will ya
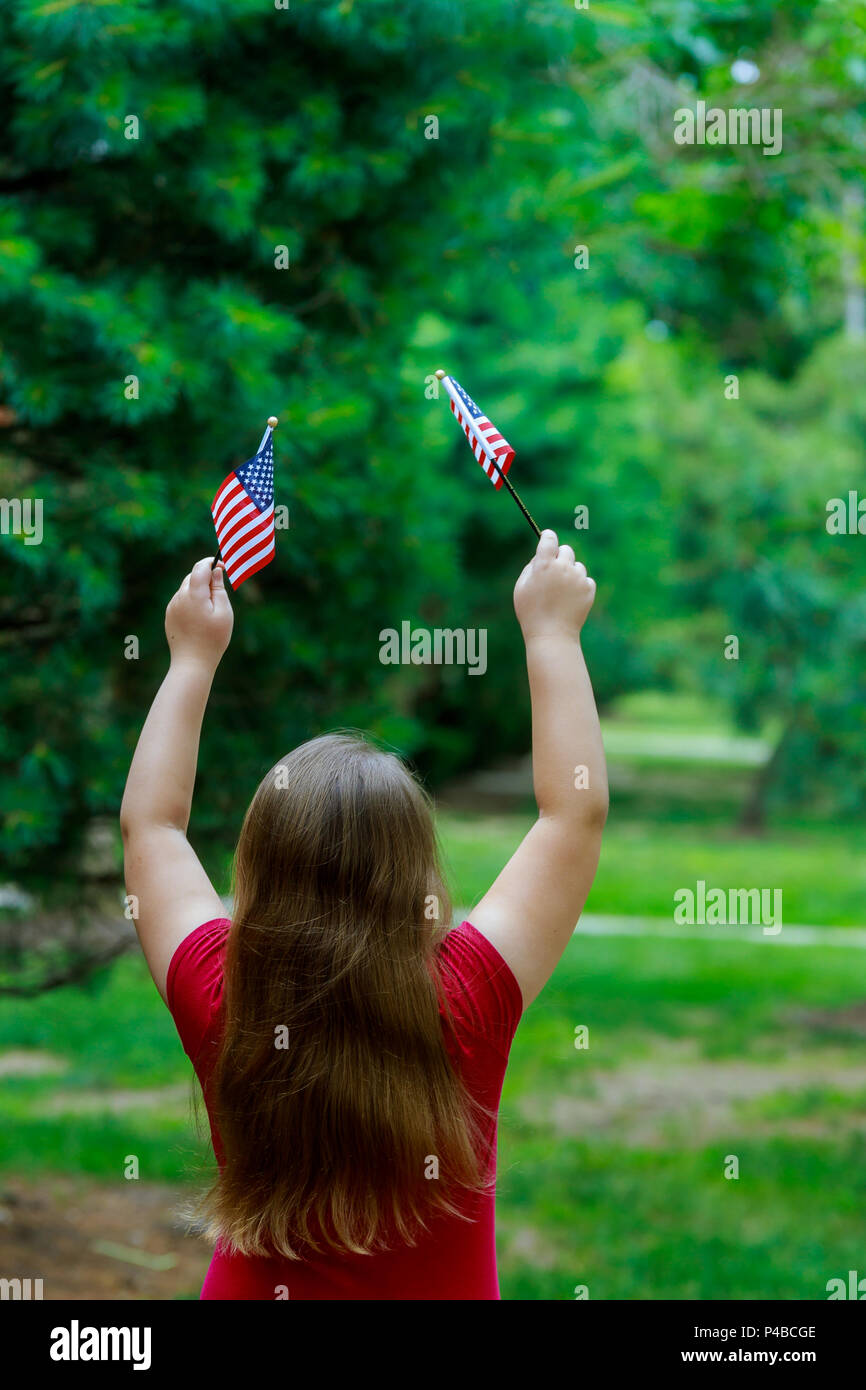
[119,529,607,1299]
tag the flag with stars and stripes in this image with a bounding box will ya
[211,424,275,587]
[439,373,514,489]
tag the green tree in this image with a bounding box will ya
[0,0,551,942]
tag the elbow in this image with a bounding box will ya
[119,816,141,851]
[538,784,609,833]
[592,783,610,828]
[119,795,143,843]
[119,796,149,843]
[119,804,189,842]
[580,788,609,832]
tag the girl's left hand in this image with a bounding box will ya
[165,557,234,669]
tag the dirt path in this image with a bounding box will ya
[0,1175,209,1300]
[523,1042,866,1148]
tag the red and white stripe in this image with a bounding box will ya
[440,375,514,490]
[211,475,275,587]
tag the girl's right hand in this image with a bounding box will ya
[513,529,596,642]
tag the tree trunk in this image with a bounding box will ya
[738,725,792,834]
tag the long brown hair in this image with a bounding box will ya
[199,732,490,1259]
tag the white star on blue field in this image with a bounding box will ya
[236,436,274,509]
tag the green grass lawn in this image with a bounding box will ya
[437,690,866,928]
[495,932,866,1299]
[438,811,866,927]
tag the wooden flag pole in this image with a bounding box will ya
[435,371,541,539]
[213,417,278,569]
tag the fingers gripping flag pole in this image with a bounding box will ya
[211,417,278,585]
[435,370,541,539]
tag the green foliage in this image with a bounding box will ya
[1,0,864,896]
[0,0,548,884]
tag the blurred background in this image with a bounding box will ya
[1,0,864,1299]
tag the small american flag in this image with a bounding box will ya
[439,373,514,489]
[211,424,275,587]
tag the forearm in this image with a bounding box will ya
[524,633,608,823]
[120,658,215,835]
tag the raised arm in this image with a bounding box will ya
[119,557,233,1002]
[469,529,608,1008]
